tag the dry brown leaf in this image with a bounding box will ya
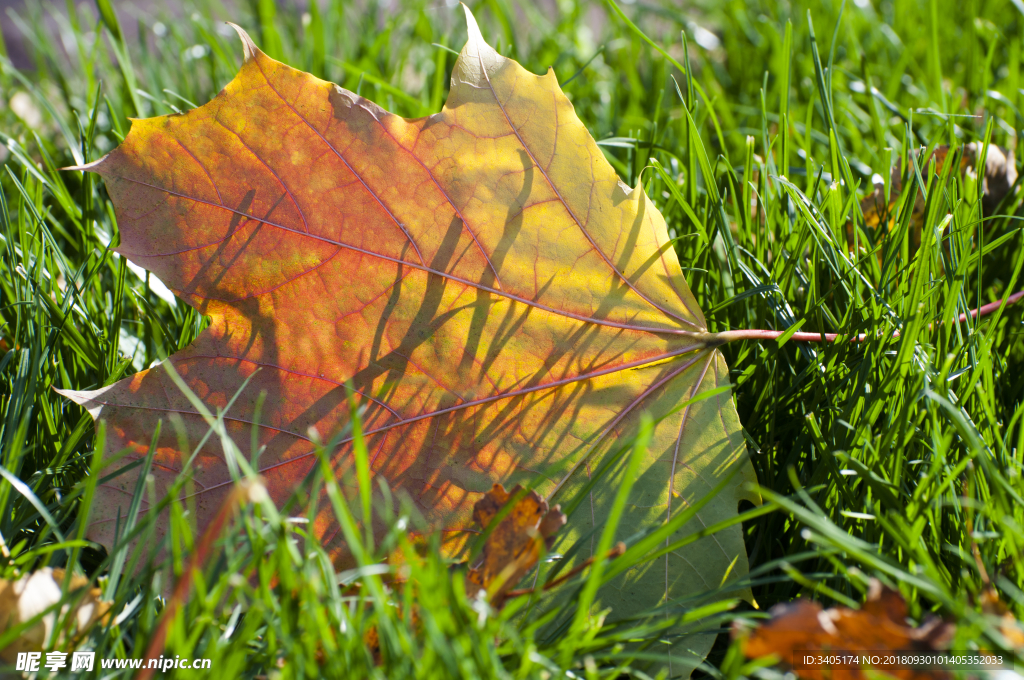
[360,484,566,666]
[358,484,567,666]
[0,568,111,663]
[733,579,955,680]
[465,483,566,608]
[858,143,1017,240]
[980,588,1024,651]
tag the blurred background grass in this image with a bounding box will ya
[0,0,1023,676]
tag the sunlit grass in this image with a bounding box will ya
[0,0,1022,676]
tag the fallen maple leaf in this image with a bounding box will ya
[58,7,758,658]
[734,579,955,680]
[464,483,566,607]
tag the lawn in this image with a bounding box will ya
[0,0,1022,677]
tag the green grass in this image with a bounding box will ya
[1,0,1023,677]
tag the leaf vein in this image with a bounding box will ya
[472,48,702,332]
[111,175,700,337]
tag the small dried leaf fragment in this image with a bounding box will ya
[859,143,1018,235]
[980,589,1024,650]
[734,579,955,680]
[0,568,111,663]
[466,483,566,606]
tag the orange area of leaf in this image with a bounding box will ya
[980,589,1024,651]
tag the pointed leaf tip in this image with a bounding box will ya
[461,3,484,47]
[61,157,107,173]
[455,4,503,89]
[54,387,107,420]
[226,22,259,62]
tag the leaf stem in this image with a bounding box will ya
[710,289,1024,345]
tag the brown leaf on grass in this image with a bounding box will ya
[859,143,1017,239]
[465,483,566,607]
[980,589,1024,651]
[0,568,111,663]
[733,579,955,680]
[359,484,565,665]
